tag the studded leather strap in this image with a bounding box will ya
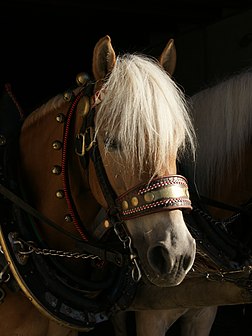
[116,175,192,220]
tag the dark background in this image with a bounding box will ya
[2,1,252,335]
[2,1,252,111]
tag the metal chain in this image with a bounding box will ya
[114,223,142,282]
[17,238,101,261]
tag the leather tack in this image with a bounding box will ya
[103,220,110,228]
[131,197,139,207]
[76,72,89,86]
[52,165,62,175]
[82,96,90,116]
[122,200,129,210]
[64,214,72,222]
[144,192,155,203]
[56,190,64,199]
[56,113,65,123]
[63,90,73,101]
[52,141,62,150]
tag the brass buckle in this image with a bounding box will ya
[75,127,95,157]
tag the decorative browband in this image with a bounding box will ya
[116,175,192,220]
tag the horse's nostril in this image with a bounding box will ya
[148,245,172,274]
[182,255,193,271]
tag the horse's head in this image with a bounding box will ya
[78,36,196,287]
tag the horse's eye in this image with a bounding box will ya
[104,137,121,151]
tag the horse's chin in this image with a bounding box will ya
[141,271,187,287]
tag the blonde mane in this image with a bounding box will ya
[95,53,196,177]
[22,54,196,179]
[188,69,252,194]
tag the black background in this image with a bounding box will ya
[1,1,251,111]
[2,1,252,335]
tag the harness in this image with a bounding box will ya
[0,83,136,331]
[0,76,252,326]
[0,78,192,331]
[184,181,252,289]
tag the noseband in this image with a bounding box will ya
[116,175,191,220]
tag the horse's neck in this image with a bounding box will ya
[208,142,252,217]
[189,135,252,219]
[188,79,252,219]
[19,96,101,251]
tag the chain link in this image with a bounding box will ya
[17,239,101,261]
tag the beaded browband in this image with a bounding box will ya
[116,175,192,220]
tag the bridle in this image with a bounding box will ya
[0,76,192,330]
[72,74,192,255]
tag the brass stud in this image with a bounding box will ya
[63,90,74,101]
[51,165,62,175]
[76,72,89,86]
[0,135,6,146]
[52,141,62,150]
[103,220,110,228]
[56,113,65,123]
[144,192,155,203]
[56,190,64,199]
[64,214,72,222]
[131,197,139,207]
[122,200,129,210]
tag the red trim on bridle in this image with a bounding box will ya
[61,89,89,241]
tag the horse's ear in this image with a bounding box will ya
[92,35,116,81]
[159,38,177,76]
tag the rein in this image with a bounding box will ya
[185,186,252,289]
[0,183,124,266]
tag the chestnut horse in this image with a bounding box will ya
[132,67,252,335]
[0,36,196,335]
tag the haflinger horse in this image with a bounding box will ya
[131,64,252,335]
[0,35,196,335]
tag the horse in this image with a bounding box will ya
[0,35,196,336]
[131,64,252,335]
